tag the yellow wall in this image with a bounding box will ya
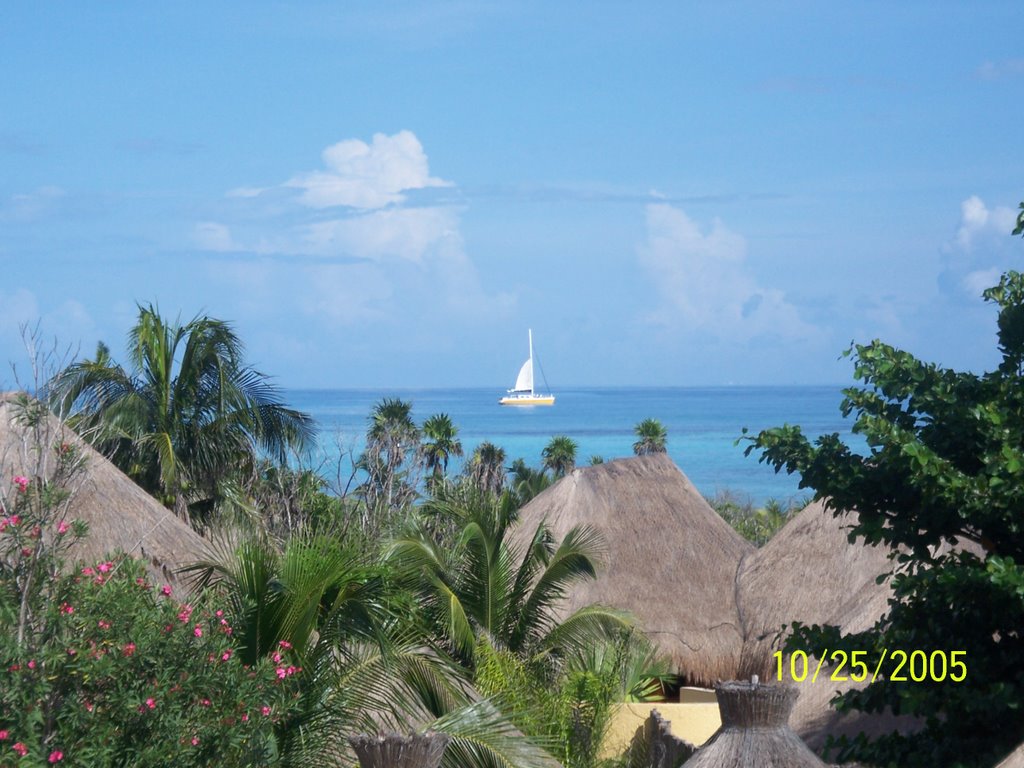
[601,690,721,760]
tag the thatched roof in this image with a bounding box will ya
[512,454,755,687]
[734,499,911,748]
[0,393,208,588]
[681,681,827,767]
[997,741,1024,768]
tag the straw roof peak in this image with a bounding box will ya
[0,393,208,588]
[513,454,754,687]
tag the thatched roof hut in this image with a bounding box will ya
[512,454,755,687]
[681,681,827,768]
[0,393,208,587]
[735,499,900,747]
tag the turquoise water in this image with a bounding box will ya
[287,386,856,507]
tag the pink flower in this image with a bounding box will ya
[81,567,94,576]
[57,520,70,535]
[261,705,271,716]
[221,649,232,662]
[66,648,76,657]
[13,742,28,756]
[191,736,199,746]
[48,750,63,763]
[20,548,32,557]
[275,667,287,679]
[278,640,292,650]
[8,515,19,526]
[200,698,211,707]
[27,660,36,670]
[13,476,28,493]
[60,603,73,614]
[178,605,193,622]
[97,561,113,573]
[161,584,172,596]
[193,625,202,638]
[84,701,94,712]
[215,609,223,617]
[97,620,110,630]
[146,697,156,709]
[272,652,282,663]
[122,642,136,657]
[0,730,7,740]
[241,713,249,722]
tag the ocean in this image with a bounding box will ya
[287,386,858,508]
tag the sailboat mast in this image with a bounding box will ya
[528,329,535,395]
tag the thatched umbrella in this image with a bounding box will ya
[681,680,826,767]
[735,499,914,750]
[512,454,755,687]
[0,393,208,588]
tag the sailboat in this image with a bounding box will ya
[499,329,555,406]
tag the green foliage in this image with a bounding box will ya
[0,557,299,767]
[389,485,631,668]
[358,398,421,520]
[421,413,464,487]
[464,441,507,496]
[474,639,616,768]
[509,458,553,506]
[542,435,578,478]
[705,492,804,547]
[47,305,314,526]
[632,419,668,456]
[744,268,1024,767]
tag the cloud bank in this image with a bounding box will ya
[637,204,817,344]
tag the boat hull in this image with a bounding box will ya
[499,395,555,406]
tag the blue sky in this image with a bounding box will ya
[2,2,1022,389]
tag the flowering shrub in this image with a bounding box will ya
[0,552,301,767]
[0,444,301,766]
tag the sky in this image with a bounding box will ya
[1,2,1022,389]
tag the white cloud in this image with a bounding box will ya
[956,195,1016,250]
[637,204,817,343]
[941,196,1020,302]
[963,267,1002,297]
[196,131,512,328]
[301,206,458,263]
[286,130,451,210]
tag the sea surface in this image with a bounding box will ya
[287,386,860,507]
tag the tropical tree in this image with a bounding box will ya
[388,486,630,669]
[632,418,668,456]
[465,441,507,496]
[187,532,558,768]
[541,435,577,478]
[421,413,464,487]
[47,305,313,524]
[509,458,552,506]
[360,398,420,514]
[745,267,1024,767]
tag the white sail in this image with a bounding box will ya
[513,358,534,392]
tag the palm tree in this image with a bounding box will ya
[541,435,577,478]
[509,458,552,506]
[48,305,313,522]
[632,418,668,455]
[187,533,558,768]
[421,413,463,486]
[388,487,630,668]
[362,398,420,512]
[465,441,506,495]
